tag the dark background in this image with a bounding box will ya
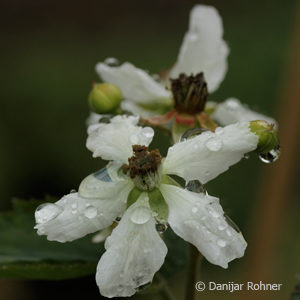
[0,0,299,299]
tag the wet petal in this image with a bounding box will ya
[160,184,247,268]
[169,5,229,93]
[212,98,278,128]
[86,115,154,163]
[96,61,172,105]
[164,122,258,184]
[96,193,167,298]
[34,177,133,242]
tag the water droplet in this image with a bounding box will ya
[70,189,76,193]
[224,214,241,233]
[152,74,161,82]
[94,168,112,182]
[192,206,198,213]
[136,282,151,292]
[84,205,98,219]
[130,206,151,224]
[156,222,167,233]
[218,224,227,231]
[142,127,154,139]
[215,127,224,135]
[99,116,111,124]
[71,210,77,214]
[205,137,223,151]
[208,207,220,218]
[117,286,123,293]
[186,180,207,194]
[71,203,77,209]
[259,144,280,163]
[130,134,139,144]
[143,248,151,254]
[244,153,250,159]
[115,216,121,222]
[180,128,208,142]
[217,239,227,247]
[104,57,120,67]
[226,99,240,109]
[226,229,232,237]
[35,203,62,224]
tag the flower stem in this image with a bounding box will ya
[156,273,176,300]
[185,245,202,300]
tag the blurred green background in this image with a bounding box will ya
[1,0,299,299]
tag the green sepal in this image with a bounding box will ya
[161,175,182,187]
[148,188,168,222]
[126,187,143,208]
[250,120,279,153]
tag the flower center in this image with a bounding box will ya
[122,145,162,191]
[171,72,208,114]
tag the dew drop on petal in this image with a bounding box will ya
[130,206,151,224]
[208,207,221,218]
[71,209,77,214]
[259,144,280,163]
[205,137,223,151]
[104,57,120,67]
[186,180,207,194]
[226,99,240,109]
[217,239,227,247]
[71,203,77,209]
[180,128,207,142]
[84,205,98,219]
[192,206,198,213]
[215,127,224,135]
[142,127,154,139]
[155,222,167,233]
[35,203,62,224]
[70,189,76,193]
[218,224,227,231]
[226,229,232,237]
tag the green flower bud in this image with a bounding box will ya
[250,120,279,153]
[88,83,122,114]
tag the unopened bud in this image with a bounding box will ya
[250,120,279,153]
[88,83,122,114]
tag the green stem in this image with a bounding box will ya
[185,245,203,300]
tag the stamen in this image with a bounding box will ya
[122,145,162,179]
[171,72,208,114]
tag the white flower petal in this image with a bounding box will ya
[164,122,258,184]
[96,193,167,298]
[96,61,172,105]
[86,112,103,128]
[169,5,229,93]
[35,177,133,242]
[86,115,154,163]
[212,98,278,128]
[121,100,165,118]
[160,184,247,268]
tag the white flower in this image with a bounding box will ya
[90,4,275,127]
[35,115,260,298]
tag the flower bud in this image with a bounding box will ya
[88,83,122,114]
[250,120,279,153]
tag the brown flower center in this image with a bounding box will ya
[122,145,162,179]
[171,72,208,114]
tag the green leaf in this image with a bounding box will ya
[0,197,103,279]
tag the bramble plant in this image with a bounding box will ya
[0,4,280,300]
